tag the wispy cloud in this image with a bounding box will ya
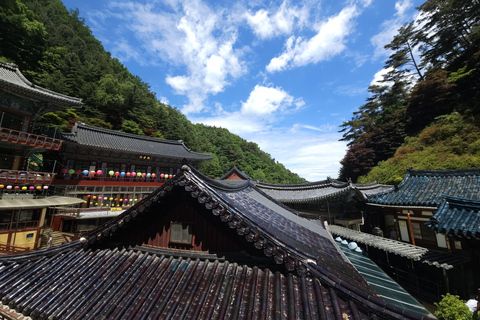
[191,84,304,134]
[265,5,361,72]
[370,0,415,60]
[244,0,308,39]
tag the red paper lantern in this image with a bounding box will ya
[62,168,68,174]
[151,173,156,178]
[126,172,131,177]
[142,173,146,177]
[132,172,137,177]
[89,171,95,176]
[14,186,19,189]
[115,171,120,176]
[75,169,82,175]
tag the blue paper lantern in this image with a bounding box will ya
[82,170,89,175]
[120,172,126,177]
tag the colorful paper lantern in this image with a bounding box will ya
[115,172,120,177]
[96,170,102,176]
[62,168,68,174]
[142,173,146,177]
[165,174,169,179]
[124,199,128,202]
[109,170,114,176]
[6,185,12,189]
[68,169,75,174]
[137,172,142,177]
[29,186,34,190]
[119,199,123,202]
[36,186,42,190]
[98,196,102,200]
[43,185,49,189]
[151,173,156,178]
[76,170,82,175]
[14,186,20,190]
[89,171,95,176]
[83,170,89,175]
[93,196,97,199]
[146,173,151,178]
[131,172,136,177]
[126,172,131,177]
[160,174,165,178]
[87,195,91,198]
[120,172,125,177]
[129,199,133,202]
[0,185,3,189]
[22,186,27,190]
[109,197,113,201]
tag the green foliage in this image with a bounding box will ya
[434,294,473,320]
[0,0,47,71]
[120,120,143,135]
[359,112,480,184]
[340,0,480,181]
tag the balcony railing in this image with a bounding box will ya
[0,220,39,231]
[0,242,31,254]
[0,169,56,185]
[0,127,63,150]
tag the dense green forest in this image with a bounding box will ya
[0,0,306,184]
[339,0,480,184]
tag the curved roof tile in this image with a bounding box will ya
[62,122,213,161]
[0,62,83,107]
[368,168,480,207]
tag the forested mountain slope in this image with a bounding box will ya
[0,0,306,184]
[339,0,480,184]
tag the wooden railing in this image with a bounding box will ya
[0,127,63,150]
[0,169,56,185]
[0,242,31,254]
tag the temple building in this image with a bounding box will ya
[0,62,212,253]
[49,121,212,236]
[360,168,480,300]
[0,165,433,320]
[0,62,84,253]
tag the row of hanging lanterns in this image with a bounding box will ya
[61,168,173,179]
[0,184,49,190]
[84,195,143,207]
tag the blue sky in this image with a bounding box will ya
[61,0,422,181]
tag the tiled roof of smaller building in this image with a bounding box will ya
[426,195,480,239]
[62,121,212,161]
[0,62,83,107]
[368,168,480,207]
[256,179,393,204]
[219,166,252,180]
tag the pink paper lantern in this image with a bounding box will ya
[96,170,102,176]
[132,172,137,177]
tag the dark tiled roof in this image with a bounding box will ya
[0,244,425,320]
[368,168,480,207]
[256,179,393,204]
[426,195,480,238]
[0,166,435,320]
[62,122,212,161]
[0,62,83,107]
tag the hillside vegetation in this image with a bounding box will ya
[339,0,480,184]
[0,0,306,184]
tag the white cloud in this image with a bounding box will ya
[266,5,360,73]
[107,0,247,114]
[245,1,308,39]
[191,84,302,134]
[370,0,415,60]
[251,130,347,181]
[159,96,170,105]
[370,67,394,86]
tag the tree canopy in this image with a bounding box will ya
[339,0,480,183]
